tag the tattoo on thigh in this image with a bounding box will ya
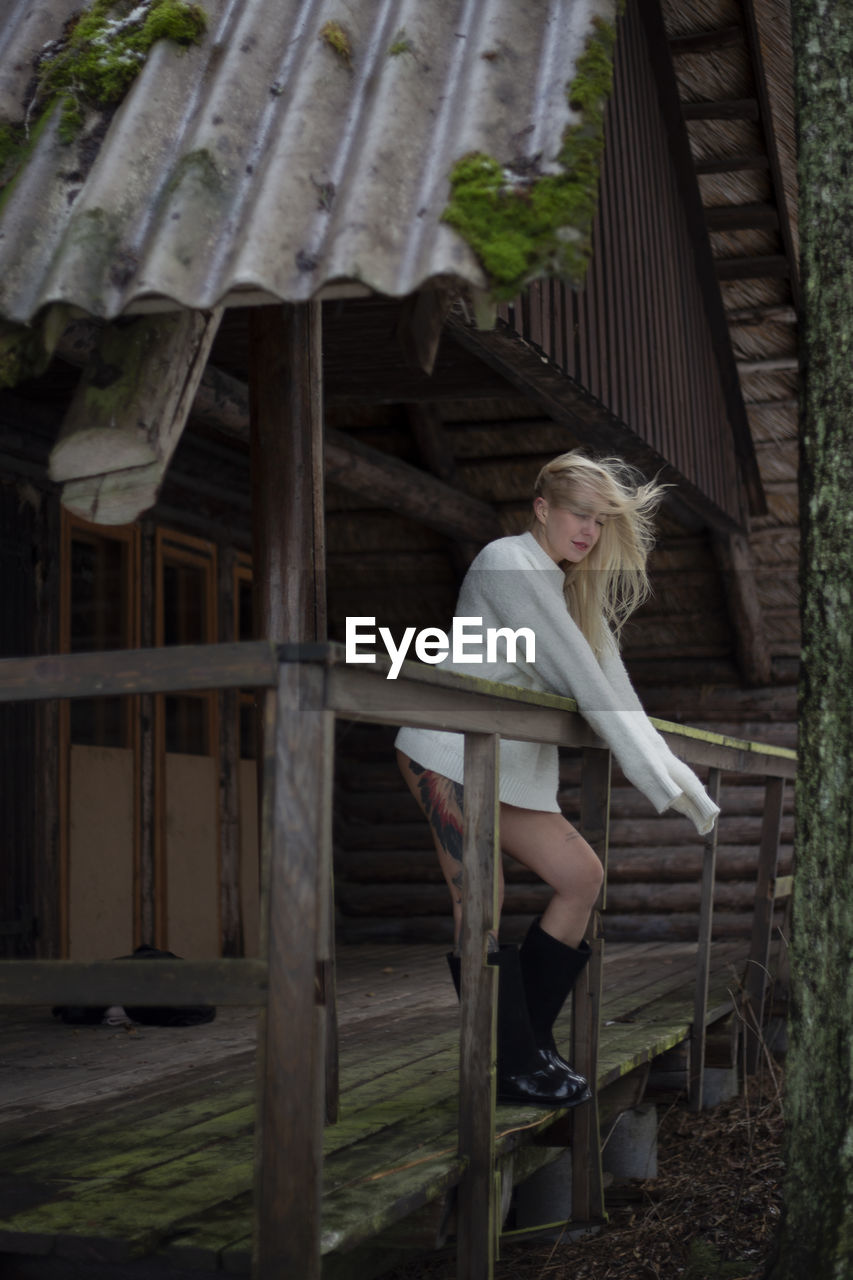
[408,761,465,873]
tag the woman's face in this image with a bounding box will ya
[532,489,607,565]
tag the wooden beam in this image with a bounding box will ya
[218,544,243,957]
[248,302,337,1126]
[736,356,798,375]
[705,203,780,231]
[249,303,326,644]
[681,98,760,120]
[741,0,800,306]
[407,403,483,571]
[446,314,746,536]
[743,776,786,1073]
[636,0,768,519]
[33,491,61,959]
[726,304,798,324]
[694,154,770,174]
[396,286,455,376]
[711,531,773,686]
[55,322,502,545]
[572,747,610,1222]
[50,309,223,525]
[689,768,722,1112]
[325,426,501,545]
[456,732,500,1280]
[253,663,332,1280]
[669,25,744,54]
[715,255,791,279]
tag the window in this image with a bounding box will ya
[156,531,217,755]
[63,517,138,747]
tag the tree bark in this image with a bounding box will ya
[770,2,853,1275]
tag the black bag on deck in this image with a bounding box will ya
[52,944,217,1026]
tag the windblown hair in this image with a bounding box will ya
[531,451,668,657]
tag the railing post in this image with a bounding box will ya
[457,731,500,1280]
[572,746,611,1224]
[253,662,334,1280]
[689,766,722,1111]
[743,775,786,1074]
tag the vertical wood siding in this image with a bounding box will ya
[503,0,744,525]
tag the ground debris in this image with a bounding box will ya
[381,1066,784,1280]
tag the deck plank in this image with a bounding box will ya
[0,938,755,1273]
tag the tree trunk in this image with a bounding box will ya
[770,2,853,1275]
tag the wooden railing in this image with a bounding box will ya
[0,641,796,1280]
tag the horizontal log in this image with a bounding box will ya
[694,154,770,174]
[0,960,268,1007]
[324,427,500,544]
[705,203,779,231]
[0,642,279,702]
[608,814,794,846]
[607,845,792,883]
[715,255,791,280]
[606,880,760,914]
[52,310,223,524]
[682,98,760,120]
[56,329,501,544]
[336,877,778,920]
[736,357,799,375]
[335,780,793,827]
[333,844,793,887]
[639,684,797,723]
[602,911,785,943]
[336,882,552,917]
[726,304,798,325]
[669,25,743,54]
[335,811,795,852]
[337,915,532,946]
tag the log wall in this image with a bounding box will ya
[333,655,796,946]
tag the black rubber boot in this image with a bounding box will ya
[519,916,592,1099]
[447,948,590,1108]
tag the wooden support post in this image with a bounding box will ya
[572,747,611,1224]
[456,732,500,1280]
[137,520,156,947]
[248,302,338,1121]
[218,545,243,957]
[744,776,786,1074]
[51,309,223,525]
[33,492,61,958]
[689,767,723,1111]
[253,663,333,1280]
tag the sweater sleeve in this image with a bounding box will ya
[463,543,720,836]
[598,631,720,835]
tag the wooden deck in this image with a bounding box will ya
[0,937,752,1280]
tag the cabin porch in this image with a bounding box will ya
[0,935,775,1280]
[0,641,795,1280]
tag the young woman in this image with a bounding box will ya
[395,451,720,1108]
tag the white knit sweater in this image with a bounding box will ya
[395,531,720,835]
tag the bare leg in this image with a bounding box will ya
[498,805,603,948]
[397,750,505,949]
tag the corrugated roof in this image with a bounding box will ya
[0,0,614,324]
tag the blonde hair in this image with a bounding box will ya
[531,451,668,656]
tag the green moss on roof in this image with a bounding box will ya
[319,20,353,66]
[388,29,414,56]
[27,0,207,148]
[441,15,618,301]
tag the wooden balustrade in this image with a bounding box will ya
[0,641,796,1280]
